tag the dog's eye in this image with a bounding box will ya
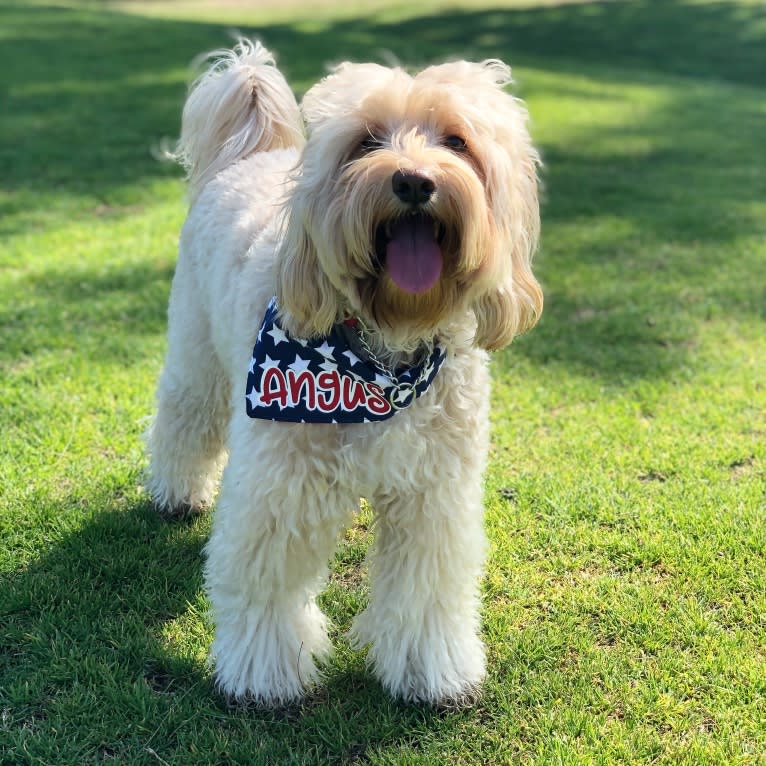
[442,135,467,152]
[359,136,383,154]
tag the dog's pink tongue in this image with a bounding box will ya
[386,218,443,294]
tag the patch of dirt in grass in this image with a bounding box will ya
[330,556,367,589]
[638,469,669,483]
[144,666,177,694]
[729,455,756,479]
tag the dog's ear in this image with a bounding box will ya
[276,207,339,338]
[469,61,543,351]
[301,63,396,130]
[472,134,542,350]
[473,266,543,351]
[278,65,404,338]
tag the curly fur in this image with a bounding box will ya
[146,39,542,707]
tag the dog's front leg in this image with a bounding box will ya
[353,455,489,706]
[204,420,352,706]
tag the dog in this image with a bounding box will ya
[146,39,542,707]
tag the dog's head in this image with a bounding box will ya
[276,59,542,350]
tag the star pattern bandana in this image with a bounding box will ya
[245,298,447,424]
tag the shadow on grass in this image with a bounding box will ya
[310,0,766,87]
[0,259,173,364]
[1,4,213,198]
[1,495,207,760]
[3,0,764,197]
[1,492,455,764]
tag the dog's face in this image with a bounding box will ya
[277,60,542,350]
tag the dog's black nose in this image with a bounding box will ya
[392,170,436,205]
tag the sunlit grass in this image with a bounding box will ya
[1,1,765,764]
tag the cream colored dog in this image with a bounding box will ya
[146,39,542,707]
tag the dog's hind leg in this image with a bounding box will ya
[145,263,229,516]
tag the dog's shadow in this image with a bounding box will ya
[4,493,465,762]
[4,496,207,690]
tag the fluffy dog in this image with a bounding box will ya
[146,39,542,707]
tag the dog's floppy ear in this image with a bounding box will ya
[276,205,339,338]
[275,66,398,339]
[473,265,543,351]
[472,134,542,350]
[470,60,543,351]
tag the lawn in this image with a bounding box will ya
[1,0,765,763]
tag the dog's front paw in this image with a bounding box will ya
[213,654,311,708]
[352,612,486,707]
[211,600,332,707]
[379,647,486,708]
[153,500,210,520]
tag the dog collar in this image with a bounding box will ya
[245,297,446,424]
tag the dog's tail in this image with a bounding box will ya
[172,38,304,200]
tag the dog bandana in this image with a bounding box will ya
[245,298,446,423]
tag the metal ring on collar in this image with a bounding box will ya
[387,382,416,410]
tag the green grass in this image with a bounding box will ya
[1,0,765,763]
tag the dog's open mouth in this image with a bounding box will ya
[375,214,446,294]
